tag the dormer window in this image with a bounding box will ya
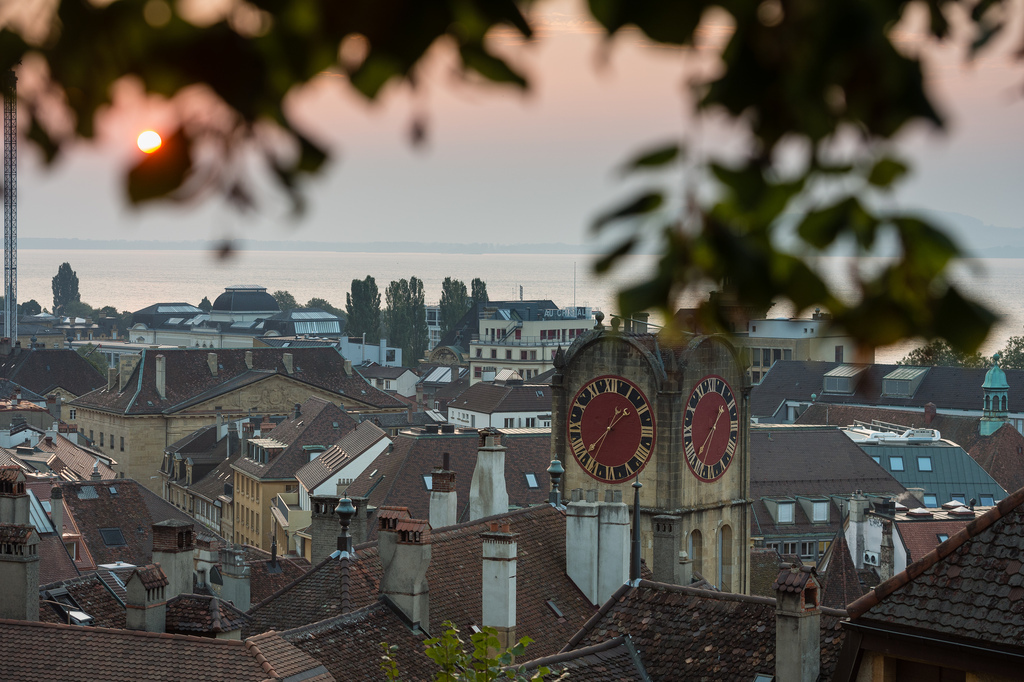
[778,502,794,523]
[812,501,828,522]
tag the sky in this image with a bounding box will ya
[12,0,1024,247]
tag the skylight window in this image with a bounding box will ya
[422,475,432,491]
[524,473,539,489]
[917,456,933,472]
[980,494,995,506]
[98,528,127,547]
[937,534,949,543]
[951,493,967,505]
[890,456,904,472]
[923,493,938,507]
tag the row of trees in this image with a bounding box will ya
[346,276,488,366]
[901,338,1024,370]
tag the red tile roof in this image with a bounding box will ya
[247,505,597,658]
[166,593,251,635]
[295,420,388,492]
[132,563,169,590]
[894,518,973,564]
[519,636,650,681]
[0,348,105,397]
[819,532,867,610]
[39,571,127,628]
[71,347,402,414]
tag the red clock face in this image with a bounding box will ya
[683,375,738,482]
[567,375,655,483]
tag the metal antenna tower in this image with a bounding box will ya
[3,70,15,344]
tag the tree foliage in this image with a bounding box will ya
[76,343,109,376]
[998,337,1024,370]
[408,277,430,366]
[440,278,470,337]
[471,278,489,305]
[380,621,558,682]
[20,299,41,316]
[900,340,987,368]
[346,276,381,344]
[383,277,430,367]
[272,290,298,311]
[1,0,1015,353]
[306,297,345,321]
[51,262,80,316]
[197,296,213,312]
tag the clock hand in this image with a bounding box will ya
[697,405,725,456]
[588,407,631,457]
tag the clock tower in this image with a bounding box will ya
[552,315,751,594]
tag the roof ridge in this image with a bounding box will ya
[0,617,246,645]
[275,601,392,639]
[847,484,1024,619]
[519,635,626,671]
[243,637,279,678]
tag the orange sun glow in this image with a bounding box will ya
[137,130,162,153]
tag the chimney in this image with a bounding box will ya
[924,402,936,425]
[0,338,10,356]
[481,521,517,652]
[879,519,894,583]
[310,495,340,564]
[151,520,194,598]
[50,485,63,538]
[378,507,431,632]
[344,359,353,377]
[155,354,167,400]
[0,469,38,621]
[218,545,251,611]
[241,422,253,455]
[283,352,294,375]
[350,496,369,545]
[407,401,416,424]
[429,453,457,529]
[120,354,141,392]
[207,352,218,378]
[415,383,424,409]
[293,403,301,421]
[652,515,682,584]
[470,428,508,521]
[677,550,694,585]
[773,564,821,682]
[245,350,253,370]
[107,367,117,392]
[848,491,869,569]
[597,489,630,604]
[125,564,169,633]
[91,459,102,481]
[47,393,61,421]
[565,488,599,604]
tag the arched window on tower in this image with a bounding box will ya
[1002,395,1007,411]
[718,524,734,592]
[688,529,703,577]
[986,395,991,411]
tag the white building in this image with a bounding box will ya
[446,380,551,429]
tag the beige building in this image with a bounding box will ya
[71,347,404,494]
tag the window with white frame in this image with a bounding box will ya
[777,502,794,524]
[812,501,829,522]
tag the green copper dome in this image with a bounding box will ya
[983,353,1009,390]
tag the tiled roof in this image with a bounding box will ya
[247,505,597,658]
[245,631,335,681]
[166,594,251,634]
[239,545,312,604]
[39,571,127,628]
[133,563,169,590]
[0,618,328,681]
[276,601,432,681]
[748,547,783,598]
[519,636,650,681]
[0,348,105,397]
[37,531,81,584]
[36,437,118,482]
[752,360,1024,419]
[357,365,416,380]
[447,382,552,415]
[894,518,975,564]
[233,397,359,481]
[71,347,403,414]
[295,420,388,492]
[59,479,209,566]
[848,485,1024,650]
[564,580,848,681]
[819,532,867,610]
[750,426,910,536]
[797,403,1024,495]
[344,430,553,534]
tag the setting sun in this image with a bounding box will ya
[137,130,162,153]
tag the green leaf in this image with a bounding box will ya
[620,143,681,173]
[594,238,638,273]
[867,157,909,188]
[591,192,664,230]
[459,45,527,88]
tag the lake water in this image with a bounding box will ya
[14,249,1023,364]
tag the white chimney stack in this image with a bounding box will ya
[155,354,167,400]
[481,521,517,652]
[429,453,457,529]
[470,429,508,521]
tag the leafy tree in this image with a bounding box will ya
[75,343,108,376]
[900,340,987,368]
[408,277,430,366]
[306,297,346,321]
[197,296,213,312]
[439,278,470,337]
[380,621,558,682]
[62,300,95,321]
[96,305,132,338]
[998,337,1024,370]
[272,290,298,311]
[20,299,41,316]
[346,276,381,344]
[0,1,1012,354]
[51,263,81,316]
[471,278,489,305]
[383,278,412,359]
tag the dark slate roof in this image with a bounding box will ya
[848,485,1024,651]
[166,594,251,635]
[819,532,867,610]
[246,505,597,658]
[356,364,416,380]
[71,347,404,414]
[59,479,210,566]
[564,580,848,681]
[519,636,651,681]
[797,403,1024,497]
[232,397,358,481]
[361,411,445,430]
[344,430,553,533]
[277,601,432,681]
[0,348,105,397]
[0,618,329,682]
[0,378,44,401]
[212,285,280,313]
[750,425,911,537]
[446,382,552,415]
[752,360,1024,419]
